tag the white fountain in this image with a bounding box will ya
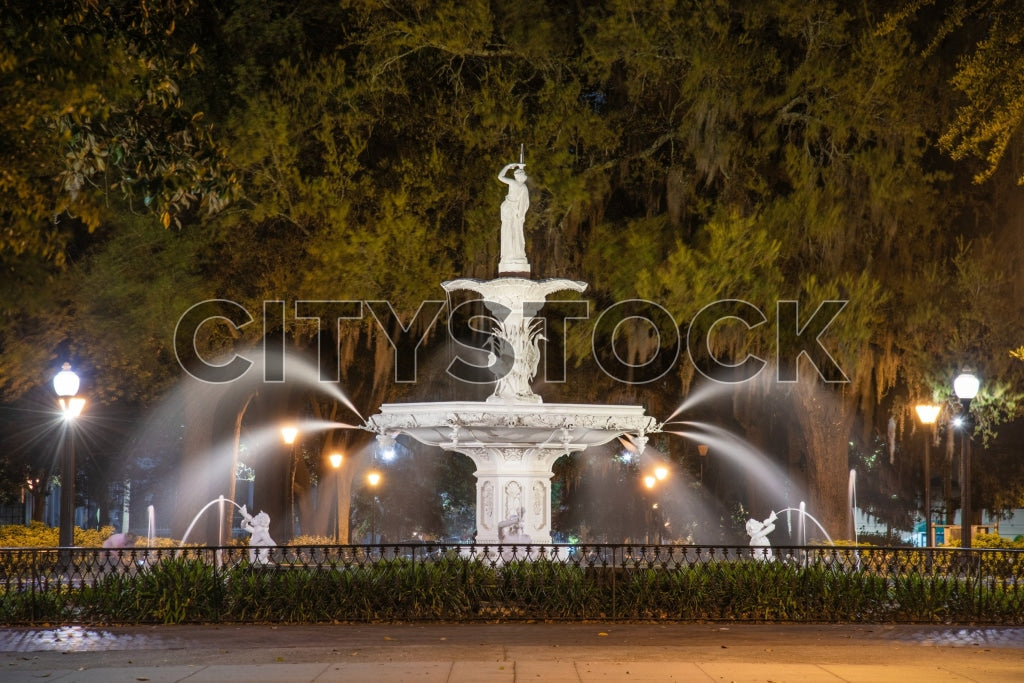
[365,154,660,544]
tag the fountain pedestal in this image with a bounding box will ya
[367,401,656,543]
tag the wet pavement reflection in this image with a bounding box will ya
[3,623,1024,654]
[0,625,184,653]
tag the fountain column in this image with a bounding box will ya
[459,445,576,544]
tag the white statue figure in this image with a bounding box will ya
[239,505,275,564]
[497,162,529,272]
[746,510,777,561]
[497,506,531,544]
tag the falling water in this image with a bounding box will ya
[794,499,802,548]
[848,469,858,545]
[180,495,246,546]
[777,503,834,545]
[664,421,795,506]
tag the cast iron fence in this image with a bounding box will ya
[1,543,1021,625]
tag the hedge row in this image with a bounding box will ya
[3,554,1022,625]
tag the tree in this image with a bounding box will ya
[0,0,237,261]
[5,0,1024,544]
[882,0,1024,184]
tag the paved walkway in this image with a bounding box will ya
[2,622,1023,682]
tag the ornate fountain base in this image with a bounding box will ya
[366,401,657,543]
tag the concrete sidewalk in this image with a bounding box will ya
[2,622,1023,682]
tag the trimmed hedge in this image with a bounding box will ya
[2,550,1022,625]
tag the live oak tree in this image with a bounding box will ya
[4,0,1024,541]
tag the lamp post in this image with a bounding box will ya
[281,425,298,536]
[953,371,980,549]
[697,444,709,484]
[367,471,381,544]
[328,453,343,543]
[643,466,669,544]
[914,404,941,547]
[53,363,85,551]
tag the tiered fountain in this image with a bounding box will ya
[365,157,660,544]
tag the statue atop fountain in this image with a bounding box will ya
[497,162,530,275]
[445,153,587,403]
[746,510,777,561]
[366,151,659,545]
[240,506,275,564]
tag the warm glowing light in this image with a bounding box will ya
[953,372,979,400]
[643,475,656,489]
[376,433,396,460]
[59,396,86,418]
[697,444,709,457]
[52,362,80,398]
[280,425,298,444]
[654,466,668,480]
[328,453,343,469]
[53,363,84,418]
[915,404,941,425]
[367,471,381,487]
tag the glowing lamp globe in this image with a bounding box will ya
[914,404,941,425]
[953,372,979,401]
[280,425,298,444]
[53,363,80,397]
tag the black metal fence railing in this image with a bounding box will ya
[1,543,1022,625]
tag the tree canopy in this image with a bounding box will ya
[2,0,1023,539]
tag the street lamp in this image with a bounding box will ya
[280,425,298,445]
[281,425,298,537]
[328,453,343,543]
[914,404,941,547]
[643,467,669,543]
[953,371,979,549]
[697,444,709,484]
[367,470,381,544]
[53,363,85,550]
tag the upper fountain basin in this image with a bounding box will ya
[366,401,658,450]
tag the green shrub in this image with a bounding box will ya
[973,532,1024,549]
[2,545,1023,625]
[129,556,224,623]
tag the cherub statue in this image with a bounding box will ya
[746,510,777,561]
[240,505,275,564]
[497,506,531,544]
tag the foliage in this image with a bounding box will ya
[966,532,1024,550]
[0,521,110,547]
[3,544,1023,625]
[883,1,1024,184]
[2,0,1024,545]
[0,0,238,256]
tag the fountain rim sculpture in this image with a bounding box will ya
[367,400,659,450]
